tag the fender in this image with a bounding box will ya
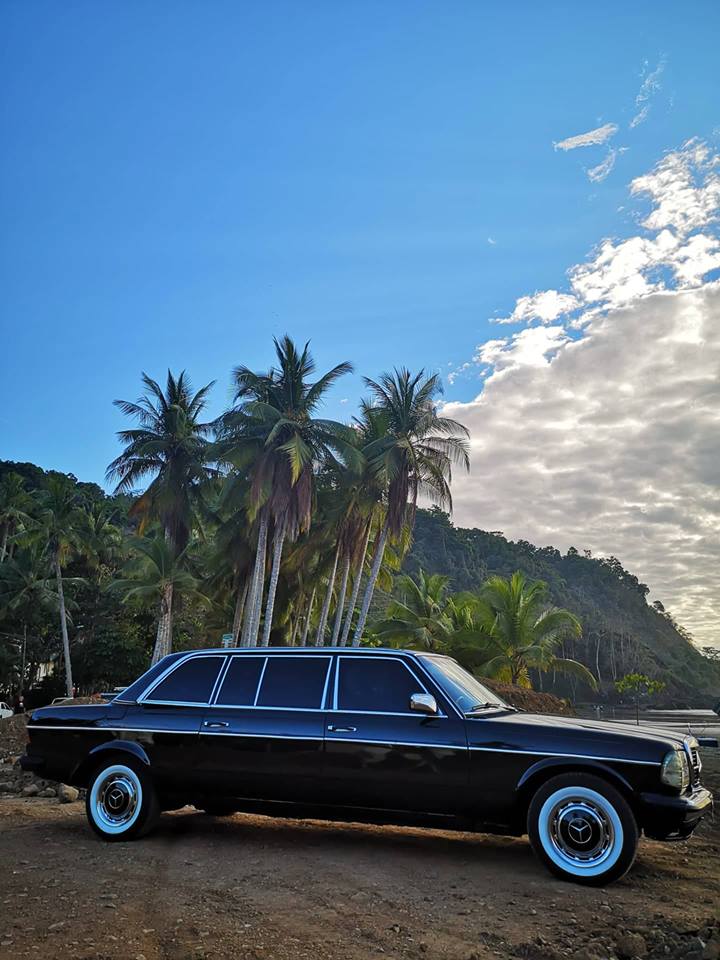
[516,756,636,799]
[72,738,151,786]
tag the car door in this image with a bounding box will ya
[124,653,225,791]
[323,654,468,814]
[197,652,331,802]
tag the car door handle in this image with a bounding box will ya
[327,724,357,733]
[203,721,229,729]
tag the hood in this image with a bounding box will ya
[466,709,688,762]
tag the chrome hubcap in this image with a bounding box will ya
[95,774,138,828]
[549,799,613,864]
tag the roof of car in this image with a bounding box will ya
[183,646,424,656]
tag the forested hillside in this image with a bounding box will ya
[403,508,719,704]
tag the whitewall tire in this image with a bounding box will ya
[528,773,638,885]
[86,760,159,841]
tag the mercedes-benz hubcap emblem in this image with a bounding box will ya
[107,788,125,811]
[568,818,592,844]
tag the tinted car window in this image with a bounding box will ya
[123,654,185,702]
[256,656,330,709]
[216,656,265,706]
[337,657,424,713]
[146,656,223,704]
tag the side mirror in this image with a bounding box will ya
[410,693,438,716]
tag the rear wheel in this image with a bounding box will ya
[85,759,159,841]
[527,773,638,885]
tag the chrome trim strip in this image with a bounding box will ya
[253,658,269,706]
[320,658,332,711]
[468,746,661,765]
[209,656,233,704]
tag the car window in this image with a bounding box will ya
[216,656,265,706]
[337,657,424,713]
[145,656,223,704]
[256,656,330,709]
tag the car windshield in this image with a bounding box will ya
[419,654,511,713]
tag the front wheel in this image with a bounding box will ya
[527,773,638,885]
[85,759,159,841]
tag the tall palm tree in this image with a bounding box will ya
[113,536,206,663]
[38,477,86,695]
[0,473,34,562]
[352,370,470,645]
[220,337,354,646]
[107,370,216,658]
[456,571,597,689]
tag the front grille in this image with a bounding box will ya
[690,747,702,786]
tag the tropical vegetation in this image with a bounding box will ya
[1,336,717,706]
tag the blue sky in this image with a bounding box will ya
[1,0,719,488]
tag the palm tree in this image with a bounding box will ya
[220,337,354,646]
[352,370,470,645]
[373,569,454,651]
[457,572,597,689]
[113,536,206,663]
[0,473,34,562]
[107,370,216,658]
[38,477,86,695]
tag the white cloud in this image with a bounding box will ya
[554,123,619,152]
[447,142,720,644]
[629,106,649,129]
[496,289,579,325]
[487,236,497,246]
[630,59,666,127]
[588,148,619,183]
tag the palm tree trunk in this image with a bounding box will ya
[241,512,269,648]
[352,521,389,647]
[152,582,174,664]
[261,520,286,647]
[54,554,74,697]
[0,523,8,562]
[330,555,350,646]
[290,611,300,647]
[340,524,371,647]
[231,579,249,647]
[301,587,315,646]
[315,545,339,646]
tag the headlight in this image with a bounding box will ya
[661,748,689,791]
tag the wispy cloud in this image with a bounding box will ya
[487,236,497,246]
[554,122,618,152]
[630,59,666,128]
[588,147,620,183]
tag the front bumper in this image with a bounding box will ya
[640,785,713,840]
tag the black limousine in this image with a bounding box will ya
[22,647,712,885]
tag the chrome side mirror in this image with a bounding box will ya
[410,693,438,716]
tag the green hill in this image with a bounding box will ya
[403,508,720,705]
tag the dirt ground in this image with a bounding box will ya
[1,755,718,960]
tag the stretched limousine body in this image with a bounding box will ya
[22,647,712,885]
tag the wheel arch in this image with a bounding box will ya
[72,739,151,787]
[515,758,638,818]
